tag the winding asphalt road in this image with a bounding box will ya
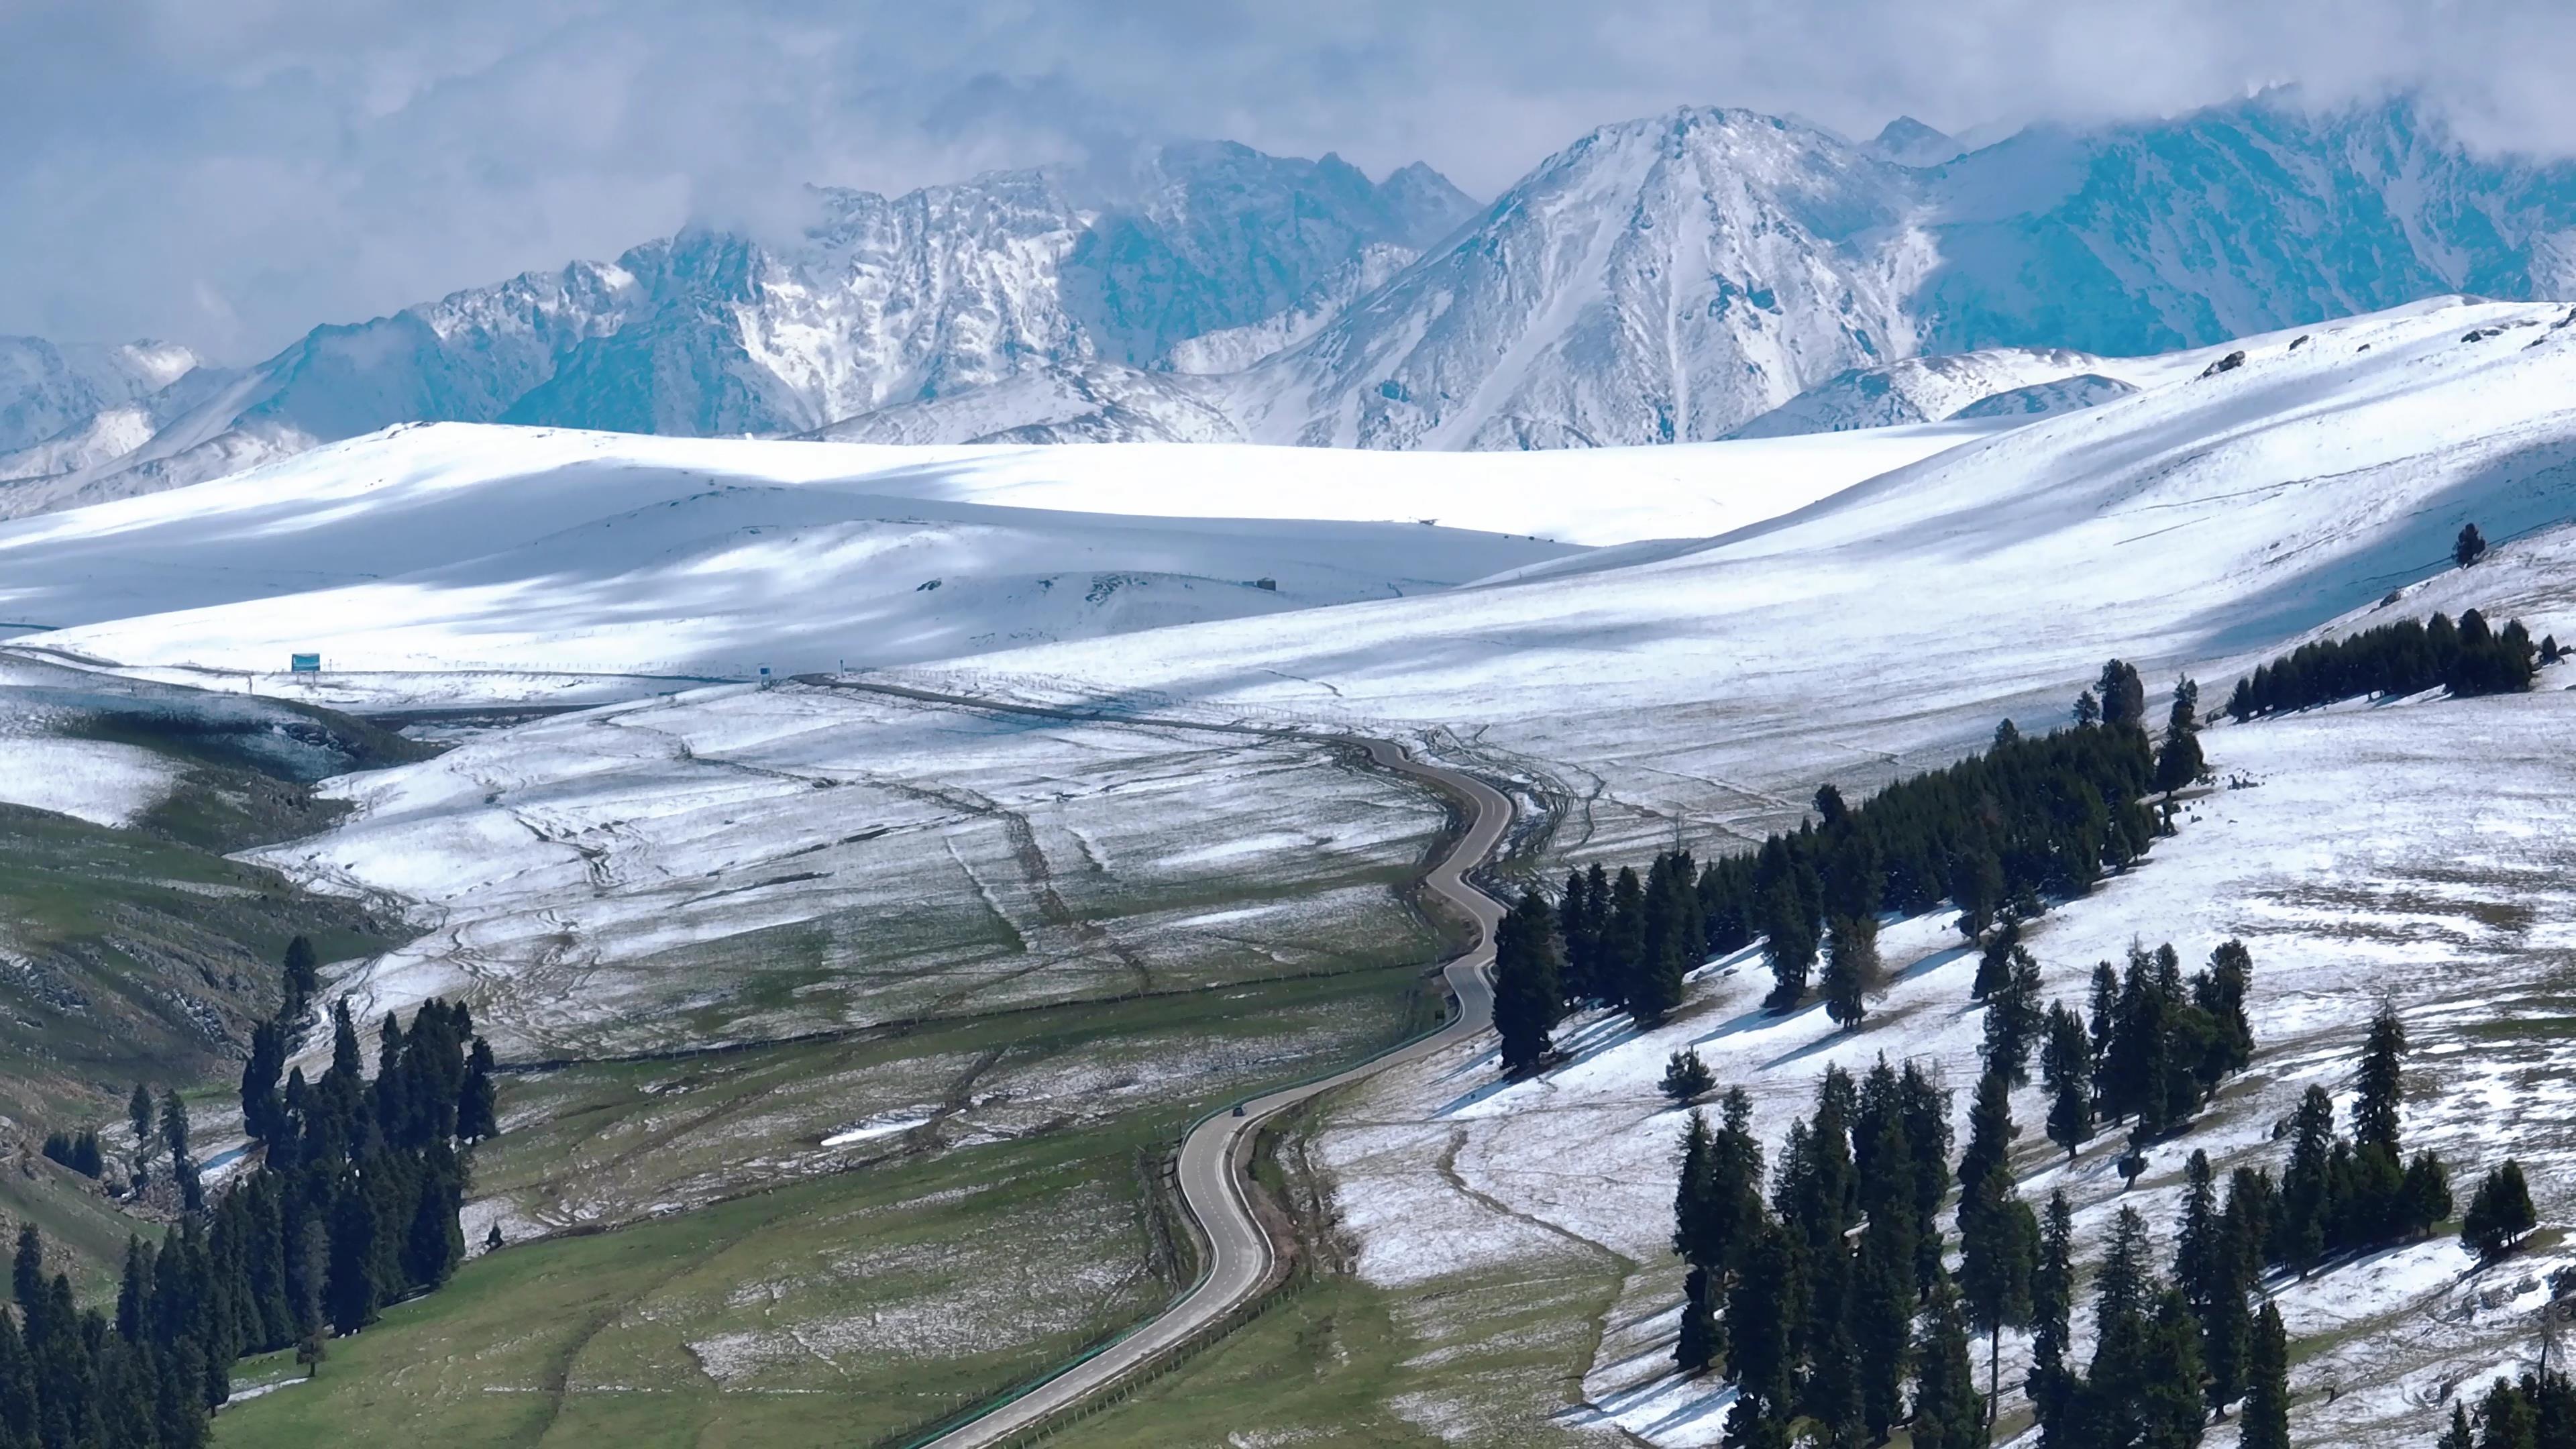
[811,683,1511,1449]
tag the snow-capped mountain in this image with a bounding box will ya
[0,338,206,455]
[1222,92,2576,451]
[22,90,2576,516]
[0,144,1474,517]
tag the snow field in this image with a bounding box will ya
[1318,686,2576,1446]
[896,298,2576,867]
[245,682,1451,1058]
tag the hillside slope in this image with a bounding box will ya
[891,297,2576,858]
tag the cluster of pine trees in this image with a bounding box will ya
[0,1228,217,1449]
[2253,1002,2454,1273]
[1666,933,2294,1446]
[2222,610,2542,720]
[2438,1368,2576,1447]
[36,1132,102,1179]
[1670,1061,1968,1446]
[0,938,504,1446]
[2023,940,2257,1175]
[1499,661,2178,1073]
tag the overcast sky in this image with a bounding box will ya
[8,0,2572,362]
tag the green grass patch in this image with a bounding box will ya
[216,965,1442,1449]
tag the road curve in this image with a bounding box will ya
[820,684,1511,1449]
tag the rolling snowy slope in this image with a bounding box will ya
[0,418,2003,688]
[893,297,2576,861]
[3,427,1580,681]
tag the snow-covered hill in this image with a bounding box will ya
[1726,347,2125,435]
[2,426,1589,681]
[0,417,2004,688]
[889,297,2576,859]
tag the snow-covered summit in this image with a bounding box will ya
[21,93,2576,513]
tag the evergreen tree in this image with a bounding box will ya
[330,998,363,1081]
[2477,1375,2535,1449]
[1762,882,1817,1010]
[2030,1191,2078,1436]
[1493,888,1566,1073]
[2457,522,2489,568]
[1823,914,1879,1030]
[1854,1087,1918,1441]
[1980,946,2045,1086]
[239,1019,286,1142]
[2438,1400,2474,1449]
[1912,1269,1988,1449]
[1558,867,1598,1005]
[2275,1085,2337,1271]
[2098,659,2148,731]
[282,934,320,1024]
[2139,1287,2210,1448]
[2241,1301,2290,1449]
[1660,1048,1715,1103]
[1725,1218,1803,1440]
[2041,1002,2096,1159]
[2354,998,2408,1154]
[129,1082,156,1182]
[1900,1061,1955,1294]
[160,1091,201,1214]
[457,1038,500,1143]
[1675,1265,1719,1373]
[2153,677,2205,794]
[1956,1069,2033,1423]
[2464,1162,2540,1263]
[1972,917,2021,1002]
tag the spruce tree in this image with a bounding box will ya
[1725,1219,1803,1438]
[2241,1300,2290,1449]
[458,1038,500,1143]
[2139,1288,2210,1448]
[1762,882,1817,1010]
[1960,1174,2035,1426]
[2478,1376,2535,1449]
[1972,918,2021,1002]
[2464,1162,2539,1263]
[2437,1400,2473,1449]
[1981,947,2044,1085]
[2153,678,2204,794]
[1493,889,1566,1073]
[2457,522,2488,568]
[1912,1269,1988,1449]
[1674,1110,1718,1265]
[128,1083,156,1183]
[1660,1048,1715,1103]
[1675,1265,1719,1373]
[2041,1002,2096,1159]
[1900,1061,1955,1294]
[1558,867,1596,1004]
[2030,1191,2078,1436]
[282,934,320,1024]
[1854,1097,1918,1441]
[1823,914,1878,1030]
[2353,998,2408,1154]
[1958,1069,2017,1210]
[330,998,363,1081]
[2274,1084,2336,1270]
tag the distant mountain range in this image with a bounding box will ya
[11,92,2576,515]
